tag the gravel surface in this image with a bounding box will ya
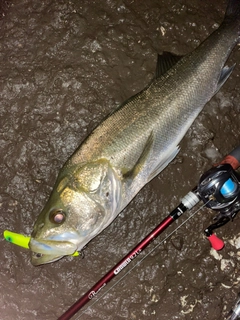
[1,0,240,319]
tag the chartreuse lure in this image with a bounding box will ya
[3,230,79,256]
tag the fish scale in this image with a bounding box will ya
[30,0,240,265]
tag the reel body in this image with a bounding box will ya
[197,164,240,215]
[196,164,240,249]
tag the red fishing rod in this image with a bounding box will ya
[58,145,240,320]
[58,192,198,320]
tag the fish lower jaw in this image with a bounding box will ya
[29,238,78,255]
[30,251,64,266]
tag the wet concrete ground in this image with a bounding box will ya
[1,0,240,319]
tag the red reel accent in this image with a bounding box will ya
[220,155,240,170]
[207,234,224,251]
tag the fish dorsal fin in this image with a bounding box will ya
[215,64,235,94]
[156,52,183,78]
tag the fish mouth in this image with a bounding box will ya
[29,238,78,255]
[29,238,78,266]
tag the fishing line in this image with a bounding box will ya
[74,200,210,319]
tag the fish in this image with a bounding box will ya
[29,0,240,265]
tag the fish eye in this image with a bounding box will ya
[49,209,66,224]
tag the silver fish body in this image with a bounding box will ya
[30,0,240,265]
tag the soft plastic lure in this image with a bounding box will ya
[3,230,79,256]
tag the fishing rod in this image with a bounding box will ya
[58,145,240,320]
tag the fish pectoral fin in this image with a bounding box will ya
[123,132,154,180]
[156,52,183,78]
[215,64,235,94]
[148,145,180,182]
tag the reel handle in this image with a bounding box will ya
[207,233,224,251]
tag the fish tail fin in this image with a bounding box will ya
[224,0,240,29]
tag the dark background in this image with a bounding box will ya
[0,0,240,319]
